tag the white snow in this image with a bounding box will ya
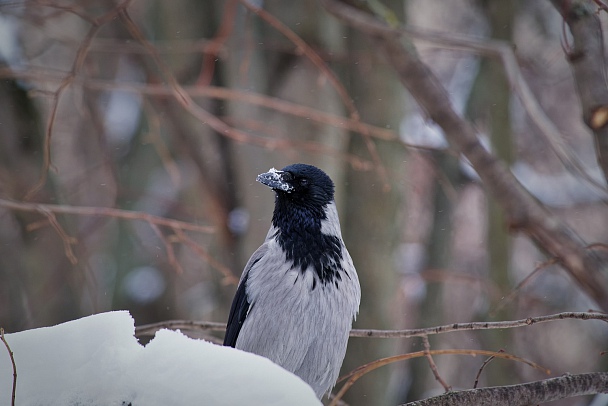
[0,311,321,406]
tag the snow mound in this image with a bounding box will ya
[0,311,320,406]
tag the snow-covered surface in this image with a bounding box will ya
[0,311,321,406]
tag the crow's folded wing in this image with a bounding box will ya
[223,244,268,347]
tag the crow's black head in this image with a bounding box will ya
[257,163,335,212]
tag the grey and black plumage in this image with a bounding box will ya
[223,163,361,399]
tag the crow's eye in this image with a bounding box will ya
[299,178,309,187]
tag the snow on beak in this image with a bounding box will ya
[256,167,294,193]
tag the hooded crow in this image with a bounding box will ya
[223,163,361,399]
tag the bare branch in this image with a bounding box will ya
[0,328,17,406]
[351,311,608,338]
[320,0,608,311]
[173,229,239,286]
[134,311,608,338]
[0,198,239,281]
[330,349,548,406]
[38,207,78,265]
[197,0,239,86]
[0,198,214,234]
[149,224,184,275]
[422,335,451,392]
[24,0,134,200]
[237,0,390,190]
[320,0,608,195]
[550,0,608,182]
[473,350,504,389]
[403,372,608,406]
[112,7,379,171]
[489,258,558,316]
[0,67,401,143]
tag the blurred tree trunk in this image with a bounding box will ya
[147,0,245,324]
[341,2,406,403]
[405,152,461,402]
[467,0,516,386]
[0,78,43,331]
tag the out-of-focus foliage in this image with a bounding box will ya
[0,1,607,405]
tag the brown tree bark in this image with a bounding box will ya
[402,372,608,406]
[550,0,608,183]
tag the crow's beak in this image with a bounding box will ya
[256,168,294,192]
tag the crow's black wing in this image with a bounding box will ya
[223,274,250,347]
[223,244,267,347]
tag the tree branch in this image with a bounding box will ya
[0,198,214,234]
[403,372,608,406]
[320,0,608,312]
[134,311,608,338]
[0,328,17,406]
[550,0,608,182]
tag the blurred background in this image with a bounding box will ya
[0,0,607,404]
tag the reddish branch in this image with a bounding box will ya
[0,198,213,234]
[0,66,398,143]
[320,0,608,312]
[0,198,238,281]
[24,0,134,200]
[330,349,548,406]
[237,0,390,189]
[113,6,373,171]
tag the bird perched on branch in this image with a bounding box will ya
[223,163,361,399]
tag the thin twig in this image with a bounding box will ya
[238,0,390,189]
[422,335,451,392]
[489,258,558,316]
[0,68,437,152]
[1,328,17,406]
[134,311,608,339]
[473,349,504,389]
[24,0,134,200]
[329,349,548,406]
[173,228,239,285]
[320,0,608,196]
[38,207,78,265]
[0,67,400,141]
[197,0,239,86]
[149,223,184,275]
[0,198,214,234]
[116,7,373,168]
[143,105,182,187]
[322,0,608,311]
[351,311,608,338]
